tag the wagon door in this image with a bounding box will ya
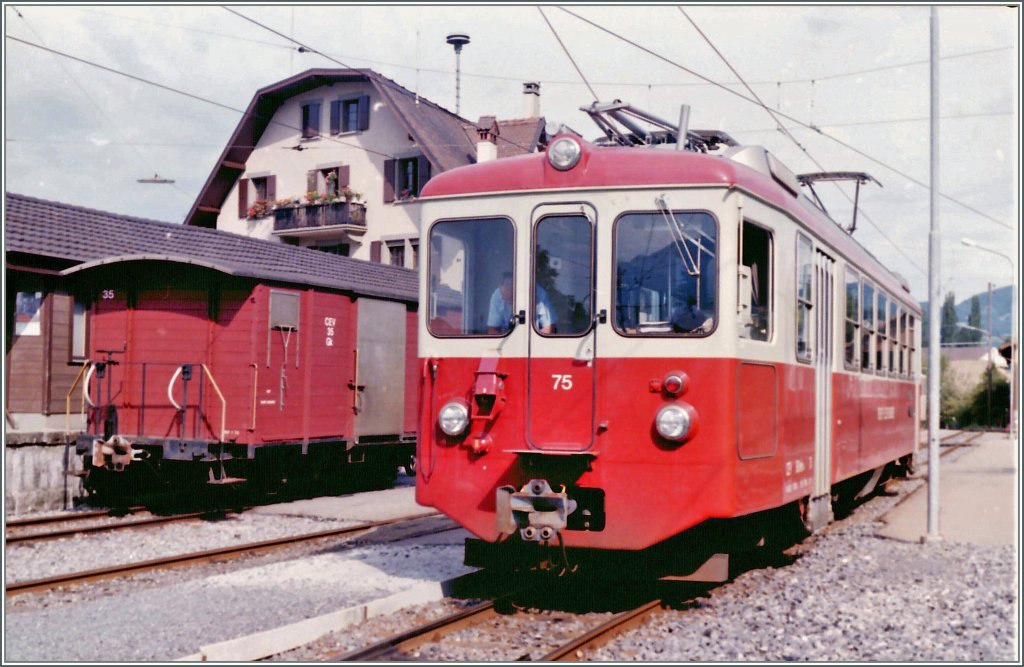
[353,298,406,442]
[809,244,837,530]
[527,206,597,451]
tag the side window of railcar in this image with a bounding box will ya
[907,314,917,378]
[861,282,875,372]
[427,217,515,337]
[844,268,860,369]
[613,211,717,336]
[876,292,888,374]
[534,215,594,336]
[739,221,772,341]
[898,309,908,377]
[795,234,813,361]
[889,302,899,375]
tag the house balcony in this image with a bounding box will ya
[273,201,367,239]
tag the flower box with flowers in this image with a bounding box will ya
[273,191,367,231]
[246,199,273,219]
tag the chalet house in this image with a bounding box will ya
[184,69,547,266]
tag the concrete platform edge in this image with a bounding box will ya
[176,579,448,661]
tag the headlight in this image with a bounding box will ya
[438,401,469,436]
[548,136,582,171]
[656,404,691,441]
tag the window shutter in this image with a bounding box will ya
[358,95,370,131]
[338,165,350,188]
[238,178,249,217]
[382,159,396,203]
[330,100,341,135]
[311,102,321,136]
[417,156,431,194]
[266,175,276,202]
[307,170,318,194]
[370,241,382,263]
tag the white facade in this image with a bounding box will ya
[215,81,424,268]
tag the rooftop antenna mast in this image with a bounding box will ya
[446,33,470,116]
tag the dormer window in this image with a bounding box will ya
[330,95,370,134]
[301,101,321,139]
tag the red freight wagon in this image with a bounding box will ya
[415,102,921,578]
[64,244,417,500]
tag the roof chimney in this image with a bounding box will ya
[476,116,499,163]
[523,82,540,118]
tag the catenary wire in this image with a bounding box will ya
[555,6,1012,233]
[537,6,599,103]
[5,34,398,161]
[220,6,537,155]
[9,6,194,201]
[68,6,1012,90]
[680,7,927,277]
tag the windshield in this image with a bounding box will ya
[428,217,514,337]
[614,210,718,336]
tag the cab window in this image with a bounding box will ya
[428,217,514,337]
[613,210,717,336]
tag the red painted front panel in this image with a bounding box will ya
[527,357,594,450]
[418,354,916,551]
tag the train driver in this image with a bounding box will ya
[671,297,712,334]
[488,271,556,334]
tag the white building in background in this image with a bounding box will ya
[185,69,547,268]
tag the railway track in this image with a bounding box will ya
[332,430,990,662]
[5,510,222,545]
[6,506,146,529]
[335,592,669,662]
[5,510,442,598]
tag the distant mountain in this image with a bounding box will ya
[920,284,1014,343]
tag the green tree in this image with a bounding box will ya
[940,292,959,344]
[956,371,1010,428]
[965,295,984,344]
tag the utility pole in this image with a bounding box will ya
[988,282,993,425]
[925,6,941,542]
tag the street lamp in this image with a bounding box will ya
[961,238,1017,436]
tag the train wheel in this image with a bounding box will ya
[402,453,417,476]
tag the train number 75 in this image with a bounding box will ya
[552,374,573,391]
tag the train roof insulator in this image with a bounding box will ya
[797,171,883,235]
[581,100,737,152]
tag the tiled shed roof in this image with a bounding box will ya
[5,192,418,302]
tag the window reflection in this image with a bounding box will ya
[534,215,593,336]
[428,218,514,336]
[614,211,717,336]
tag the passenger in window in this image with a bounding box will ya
[487,272,556,334]
[671,297,712,334]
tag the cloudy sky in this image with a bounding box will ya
[4,3,1019,304]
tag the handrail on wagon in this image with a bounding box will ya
[66,360,92,433]
[201,364,228,442]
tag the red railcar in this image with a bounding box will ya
[415,103,921,577]
[65,243,417,499]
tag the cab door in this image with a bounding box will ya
[526,205,597,451]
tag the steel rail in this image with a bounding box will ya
[5,511,211,545]
[537,599,664,661]
[5,511,439,597]
[337,600,499,661]
[6,506,146,529]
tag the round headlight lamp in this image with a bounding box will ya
[547,136,582,171]
[438,401,469,436]
[656,404,692,442]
